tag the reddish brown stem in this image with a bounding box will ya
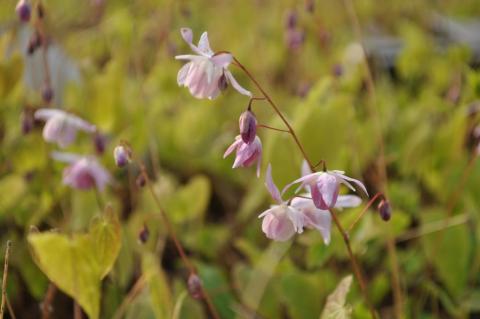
[41,283,57,319]
[329,210,378,319]
[233,57,316,172]
[136,162,220,319]
[257,124,289,133]
[347,192,384,233]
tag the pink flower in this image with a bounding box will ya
[223,135,262,177]
[34,109,96,148]
[175,28,252,99]
[259,164,305,241]
[52,152,110,191]
[283,169,368,210]
[291,194,361,244]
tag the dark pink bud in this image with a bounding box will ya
[16,0,31,23]
[239,110,257,144]
[332,64,344,78]
[41,85,54,103]
[113,145,131,167]
[136,174,146,188]
[377,199,392,221]
[284,10,298,30]
[187,274,203,300]
[93,132,107,154]
[138,224,149,244]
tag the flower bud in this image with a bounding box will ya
[113,145,131,167]
[41,85,54,104]
[284,10,298,30]
[239,110,257,144]
[187,273,203,300]
[138,224,149,244]
[93,132,107,155]
[305,0,315,13]
[377,199,392,221]
[136,174,146,188]
[21,108,34,134]
[15,0,31,23]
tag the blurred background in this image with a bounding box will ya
[1,0,480,318]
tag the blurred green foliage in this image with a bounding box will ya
[0,0,480,318]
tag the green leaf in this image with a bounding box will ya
[142,252,173,319]
[320,275,353,319]
[28,213,122,319]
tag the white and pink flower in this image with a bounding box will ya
[52,152,110,191]
[175,28,252,99]
[223,135,262,177]
[34,109,96,148]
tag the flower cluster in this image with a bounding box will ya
[259,163,364,242]
[34,108,110,191]
[175,27,375,243]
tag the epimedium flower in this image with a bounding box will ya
[290,194,361,245]
[34,108,96,148]
[52,152,110,191]
[258,164,305,241]
[283,168,368,210]
[223,135,262,177]
[175,28,252,99]
[238,109,257,144]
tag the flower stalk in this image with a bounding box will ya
[232,57,378,318]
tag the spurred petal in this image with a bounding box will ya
[180,28,193,45]
[34,108,65,121]
[51,151,81,163]
[335,195,362,208]
[225,71,252,97]
[338,173,369,196]
[223,137,242,158]
[197,32,214,56]
[304,210,332,245]
[316,173,339,208]
[281,172,320,196]
[265,164,282,203]
[211,53,233,68]
[301,159,312,177]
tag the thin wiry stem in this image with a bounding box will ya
[233,57,377,318]
[329,209,377,319]
[41,283,57,319]
[0,241,11,319]
[347,192,384,233]
[340,0,403,316]
[232,57,316,172]
[256,124,290,133]
[128,152,220,319]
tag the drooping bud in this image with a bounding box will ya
[218,73,228,91]
[138,224,149,244]
[15,0,31,23]
[284,10,298,30]
[93,132,107,155]
[187,273,203,300]
[285,29,305,51]
[27,31,42,55]
[305,0,315,13]
[21,108,34,134]
[239,110,257,144]
[136,173,146,188]
[113,145,131,167]
[377,199,392,221]
[41,85,54,104]
[332,64,344,78]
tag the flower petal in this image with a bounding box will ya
[281,172,320,196]
[223,137,241,158]
[51,151,81,163]
[180,28,193,45]
[211,53,233,68]
[34,108,65,121]
[304,210,332,245]
[177,62,192,85]
[197,32,214,56]
[335,195,362,208]
[265,164,282,203]
[225,71,252,97]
